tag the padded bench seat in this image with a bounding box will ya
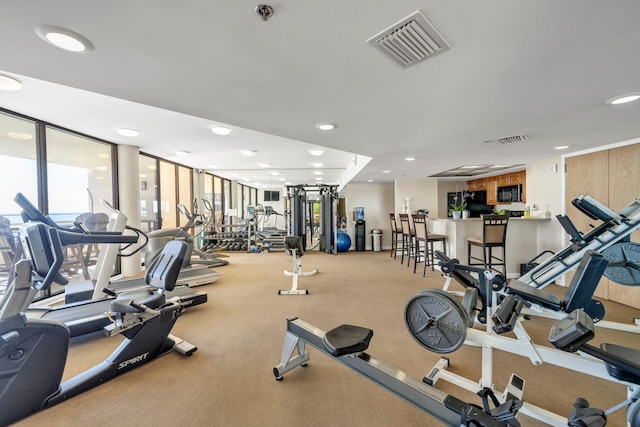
[322,325,373,357]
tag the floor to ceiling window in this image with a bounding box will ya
[45,127,114,225]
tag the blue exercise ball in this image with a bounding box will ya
[336,231,351,252]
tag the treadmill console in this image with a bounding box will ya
[549,309,595,352]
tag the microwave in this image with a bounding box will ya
[497,184,522,203]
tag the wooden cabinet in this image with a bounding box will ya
[486,176,498,205]
[467,178,487,192]
[482,171,525,205]
[497,171,524,186]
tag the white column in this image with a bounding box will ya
[117,144,142,276]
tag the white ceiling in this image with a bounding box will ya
[1,1,639,190]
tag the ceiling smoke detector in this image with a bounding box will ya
[256,5,275,21]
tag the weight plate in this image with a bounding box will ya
[404,289,469,354]
[602,243,640,286]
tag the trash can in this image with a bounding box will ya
[371,229,382,252]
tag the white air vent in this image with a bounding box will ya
[367,10,450,68]
[497,134,528,144]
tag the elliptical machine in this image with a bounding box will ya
[0,220,197,426]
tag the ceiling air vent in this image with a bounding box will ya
[367,10,450,69]
[497,134,528,145]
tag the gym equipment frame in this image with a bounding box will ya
[517,195,640,289]
[273,317,522,427]
[411,270,638,425]
[0,224,196,426]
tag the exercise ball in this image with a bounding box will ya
[336,231,351,252]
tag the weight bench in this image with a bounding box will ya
[279,236,317,295]
[504,250,607,323]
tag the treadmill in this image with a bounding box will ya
[13,193,208,337]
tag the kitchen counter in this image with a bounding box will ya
[429,217,551,277]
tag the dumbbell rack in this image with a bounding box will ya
[203,223,251,252]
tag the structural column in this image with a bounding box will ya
[117,144,141,276]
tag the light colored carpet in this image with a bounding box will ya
[11,250,640,427]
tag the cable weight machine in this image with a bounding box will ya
[285,184,339,254]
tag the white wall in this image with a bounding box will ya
[524,156,565,258]
[394,178,440,217]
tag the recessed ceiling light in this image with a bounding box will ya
[0,74,22,91]
[313,171,323,175]
[315,177,323,181]
[211,126,231,135]
[367,179,373,182]
[117,128,139,137]
[405,157,416,161]
[94,166,108,171]
[315,123,336,131]
[175,150,190,156]
[312,162,323,168]
[309,149,324,156]
[382,170,391,174]
[606,93,640,105]
[258,163,271,168]
[148,164,157,170]
[278,178,286,181]
[208,164,219,169]
[7,132,32,140]
[35,25,94,53]
[271,171,280,176]
[554,145,569,150]
[241,150,257,156]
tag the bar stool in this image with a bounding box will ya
[389,213,403,259]
[467,214,509,276]
[398,213,414,266]
[411,214,447,276]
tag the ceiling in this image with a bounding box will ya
[1,1,639,191]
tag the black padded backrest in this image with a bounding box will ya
[284,236,304,257]
[563,250,608,312]
[144,240,187,292]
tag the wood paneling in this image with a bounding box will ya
[607,144,640,306]
[565,144,640,307]
[565,151,610,299]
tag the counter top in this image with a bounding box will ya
[431,217,551,222]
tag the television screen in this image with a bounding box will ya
[264,190,280,202]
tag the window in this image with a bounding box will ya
[0,112,37,289]
[159,160,177,229]
[46,127,114,225]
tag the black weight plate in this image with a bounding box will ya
[602,243,640,286]
[404,289,469,354]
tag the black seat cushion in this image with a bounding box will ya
[600,343,640,385]
[505,279,562,311]
[322,325,373,357]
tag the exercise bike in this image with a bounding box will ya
[0,220,197,426]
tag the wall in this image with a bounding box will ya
[394,178,440,217]
[526,156,565,261]
[342,182,394,250]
